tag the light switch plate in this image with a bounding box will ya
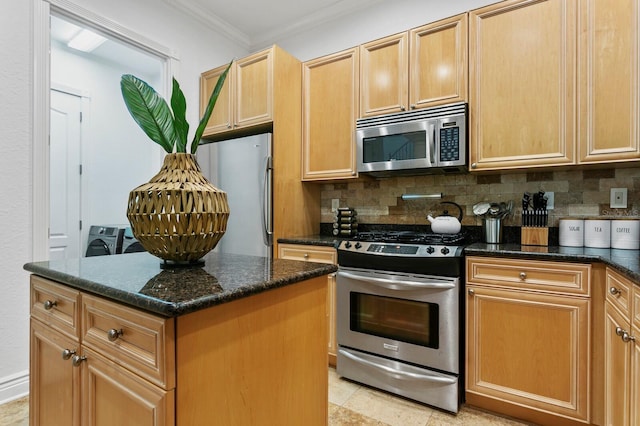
[545,192,554,210]
[610,188,628,208]
[331,199,340,212]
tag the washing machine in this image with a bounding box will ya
[119,226,146,254]
[85,225,122,257]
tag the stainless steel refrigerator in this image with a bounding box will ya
[198,133,273,257]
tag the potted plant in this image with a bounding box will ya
[120,61,232,265]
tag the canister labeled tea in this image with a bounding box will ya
[584,219,611,248]
[559,218,584,247]
[611,219,639,250]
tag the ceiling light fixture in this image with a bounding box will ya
[67,29,107,52]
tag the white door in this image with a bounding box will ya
[49,89,82,260]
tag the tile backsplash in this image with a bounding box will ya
[320,167,640,227]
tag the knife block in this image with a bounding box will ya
[521,227,549,246]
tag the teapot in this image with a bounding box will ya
[427,202,463,234]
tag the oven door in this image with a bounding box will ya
[337,266,459,374]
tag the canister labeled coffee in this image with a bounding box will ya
[611,219,639,250]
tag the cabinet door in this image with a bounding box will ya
[200,64,233,135]
[604,302,632,426]
[469,0,576,171]
[302,48,359,180]
[466,286,590,423]
[578,0,640,164]
[360,32,408,117]
[234,48,273,128]
[410,13,468,109]
[82,347,174,426]
[30,319,80,426]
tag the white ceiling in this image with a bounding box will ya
[164,0,384,49]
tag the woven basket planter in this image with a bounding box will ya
[126,153,229,263]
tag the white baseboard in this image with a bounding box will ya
[0,371,29,405]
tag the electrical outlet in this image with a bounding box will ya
[545,192,554,210]
[331,199,340,212]
[610,188,628,208]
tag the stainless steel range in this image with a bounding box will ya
[336,231,465,413]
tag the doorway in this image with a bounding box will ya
[43,9,173,260]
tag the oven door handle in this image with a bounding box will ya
[338,271,456,290]
[338,348,457,384]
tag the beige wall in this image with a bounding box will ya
[320,166,640,227]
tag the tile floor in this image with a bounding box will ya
[0,368,531,425]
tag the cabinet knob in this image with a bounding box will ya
[609,287,621,296]
[71,355,87,367]
[400,105,406,111]
[107,328,124,342]
[226,122,231,129]
[519,272,527,280]
[468,289,475,295]
[471,163,477,169]
[303,253,309,259]
[410,104,416,110]
[43,300,57,310]
[61,349,76,360]
[615,326,635,343]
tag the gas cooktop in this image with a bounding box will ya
[352,230,467,246]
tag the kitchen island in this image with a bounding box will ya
[25,251,337,426]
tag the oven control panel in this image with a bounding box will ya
[338,241,463,258]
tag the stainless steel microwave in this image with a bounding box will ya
[356,102,467,176]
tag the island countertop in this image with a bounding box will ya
[24,251,338,317]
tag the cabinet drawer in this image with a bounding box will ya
[466,256,591,296]
[31,275,80,339]
[82,294,175,390]
[278,244,337,264]
[606,267,633,320]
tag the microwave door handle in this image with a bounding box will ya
[428,123,436,166]
[338,270,455,290]
[338,348,457,384]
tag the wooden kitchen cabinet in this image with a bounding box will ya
[603,267,640,426]
[468,0,576,171]
[200,45,304,139]
[278,243,338,365]
[29,276,175,426]
[466,256,591,425]
[359,13,467,118]
[577,0,640,164]
[302,47,359,180]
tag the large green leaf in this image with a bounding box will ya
[191,61,232,154]
[120,74,176,153]
[171,78,189,153]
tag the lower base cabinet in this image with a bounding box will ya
[466,256,591,426]
[603,267,640,426]
[278,243,338,365]
[30,273,328,426]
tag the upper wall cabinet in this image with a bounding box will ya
[359,14,468,118]
[302,47,359,181]
[200,47,274,138]
[469,0,576,171]
[578,0,640,164]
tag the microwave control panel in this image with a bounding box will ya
[439,126,460,162]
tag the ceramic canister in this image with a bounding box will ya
[584,218,611,248]
[559,218,584,247]
[611,219,640,250]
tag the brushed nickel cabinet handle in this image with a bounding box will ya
[107,328,123,342]
[519,272,527,280]
[61,349,76,360]
[43,300,57,310]
[71,355,86,367]
[471,163,477,169]
[609,287,621,296]
[468,289,475,295]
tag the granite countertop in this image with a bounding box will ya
[278,235,341,247]
[24,251,338,317]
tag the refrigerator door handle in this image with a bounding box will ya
[261,155,273,247]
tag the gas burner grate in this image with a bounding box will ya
[353,230,467,245]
